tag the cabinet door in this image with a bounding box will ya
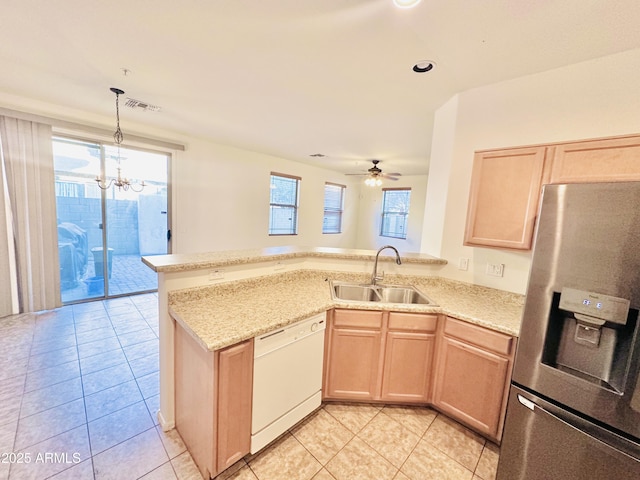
[464,146,548,250]
[324,326,383,401]
[433,336,509,439]
[216,339,253,473]
[550,135,640,184]
[381,330,435,403]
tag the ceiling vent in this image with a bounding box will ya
[125,97,161,112]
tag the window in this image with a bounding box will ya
[323,183,345,234]
[380,188,411,239]
[269,173,300,235]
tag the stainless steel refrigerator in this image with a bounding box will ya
[497,182,640,479]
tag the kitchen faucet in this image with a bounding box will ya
[370,245,402,285]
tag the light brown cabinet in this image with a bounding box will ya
[432,317,515,442]
[464,146,549,250]
[174,324,253,479]
[465,133,640,250]
[215,340,253,472]
[323,309,438,403]
[549,135,640,184]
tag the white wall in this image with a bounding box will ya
[171,140,364,253]
[422,47,640,294]
[355,175,428,252]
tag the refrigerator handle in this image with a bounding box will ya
[517,394,639,463]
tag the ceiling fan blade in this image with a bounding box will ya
[345,173,369,176]
[383,175,399,181]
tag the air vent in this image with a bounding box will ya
[125,98,161,112]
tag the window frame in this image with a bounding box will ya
[380,187,411,239]
[268,172,301,236]
[322,182,346,234]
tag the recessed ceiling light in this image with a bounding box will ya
[413,60,436,73]
[393,0,422,8]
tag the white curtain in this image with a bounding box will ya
[0,116,60,316]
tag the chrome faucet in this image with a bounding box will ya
[370,245,402,285]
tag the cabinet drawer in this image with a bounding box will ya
[388,312,438,332]
[444,317,513,356]
[333,309,383,329]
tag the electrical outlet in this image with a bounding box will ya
[458,257,469,271]
[486,263,504,277]
[209,269,224,281]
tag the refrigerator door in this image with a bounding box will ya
[497,386,640,480]
[512,182,640,439]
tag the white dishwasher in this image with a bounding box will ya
[251,313,326,453]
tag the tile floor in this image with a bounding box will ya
[0,294,499,480]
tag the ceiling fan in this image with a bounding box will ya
[345,160,401,186]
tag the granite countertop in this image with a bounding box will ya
[168,270,524,351]
[143,246,447,273]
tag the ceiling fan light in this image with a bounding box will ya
[393,0,421,8]
[375,178,382,186]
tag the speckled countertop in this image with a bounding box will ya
[143,245,446,273]
[168,270,524,351]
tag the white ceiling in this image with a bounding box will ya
[2,0,640,175]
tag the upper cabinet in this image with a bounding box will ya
[464,146,550,250]
[465,133,640,250]
[550,135,640,184]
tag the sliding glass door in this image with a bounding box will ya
[53,137,169,303]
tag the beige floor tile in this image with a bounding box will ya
[20,377,83,418]
[156,425,188,459]
[14,398,86,450]
[312,468,336,480]
[140,462,179,479]
[10,425,91,480]
[290,408,354,464]
[325,437,397,480]
[357,410,420,468]
[401,438,474,480]
[248,432,322,480]
[48,458,95,479]
[215,463,258,480]
[393,470,411,480]
[423,415,485,471]
[172,450,206,480]
[474,442,499,480]
[93,428,169,480]
[381,405,437,436]
[323,403,381,434]
[88,401,154,454]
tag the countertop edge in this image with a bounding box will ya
[142,246,447,273]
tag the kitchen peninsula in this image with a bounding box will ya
[143,246,524,478]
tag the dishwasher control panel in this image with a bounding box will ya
[254,313,326,358]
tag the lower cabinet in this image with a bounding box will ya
[215,340,253,472]
[323,309,438,403]
[323,310,516,443]
[432,317,516,442]
[174,323,253,479]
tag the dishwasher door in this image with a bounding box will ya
[251,313,325,453]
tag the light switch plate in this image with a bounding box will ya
[458,257,469,271]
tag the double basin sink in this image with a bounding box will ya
[331,281,437,306]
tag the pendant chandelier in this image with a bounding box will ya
[95,87,145,192]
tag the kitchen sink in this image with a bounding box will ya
[330,281,437,306]
[332,284,380,302]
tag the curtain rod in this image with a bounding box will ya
[0,106,185,151]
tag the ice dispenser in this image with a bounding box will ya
[542,287,638,394]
